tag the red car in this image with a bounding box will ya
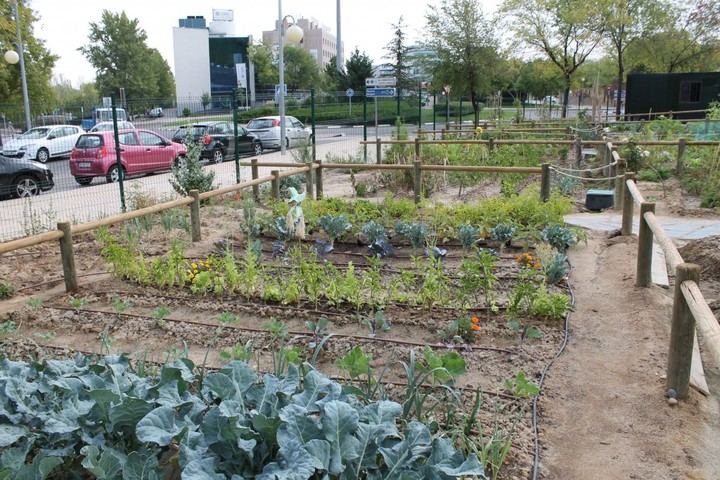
[70,129,187,185]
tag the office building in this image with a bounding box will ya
[262,17,342,68]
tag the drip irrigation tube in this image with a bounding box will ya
[530,262,575,480]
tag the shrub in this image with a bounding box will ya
[169,140,214,196]
[182,107,191,117]
[0,281,14,299]
[540,225,577,252]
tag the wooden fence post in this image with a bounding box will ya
[540,163,551,202]
[441,128,446,140]
[676,138,687,175]
[635,202,655,287]
[622,173,634,236]
[376,141,382,165]
[666,263,701,400]
[488,138,495,152]
[574,137,582,168]
[315,160,323,200]
[613,158,625,211]
[413,160,422,204]
[271,170,280,200]
[414,137,421,162]
[189,190,201,242]
[304,162,314,199]
[57,222,78,293]
[251,158,260,203]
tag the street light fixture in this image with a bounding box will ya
[277,1,303,156]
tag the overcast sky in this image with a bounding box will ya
[31,0,501,87]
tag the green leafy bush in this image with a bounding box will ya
[395,222,429,250]
[0,281,15,299]
[0,356,484,479]
[489,223,516,244]
[540,225,577,252]
[169,140,214,196]
[361,220,388,243]
[319,214,352,245]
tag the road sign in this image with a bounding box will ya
[274,84,288,97]
[366,88,396,98]
[365,77,397,87]
[345,88,354,97]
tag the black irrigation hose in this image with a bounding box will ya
[531,261,575,480]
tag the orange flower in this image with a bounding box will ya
[471,324,481,331]
[471,316,480,324]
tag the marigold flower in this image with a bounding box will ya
[471,316,480,324]
[191,262,198,269]
[471,324,481,331]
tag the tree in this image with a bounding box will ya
[425,0,502,126]
[0,0,57,114]
[385,16,411,116]
[323,55,346,91]
[515,60,564,100]
[502,0,604,117]
[201,92,211,111]
[248,41,277,87]
[52,77,99,111]
[283,46,319,91]
[80,10,175,109]
[601,0,669,117]
[345,48,374,92]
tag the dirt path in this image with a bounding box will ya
[540,234,720,479]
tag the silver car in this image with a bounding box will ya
[246,116,312,149]
[89,121,136,132]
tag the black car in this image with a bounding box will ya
[0,155,54,199]
[171,122,263,163]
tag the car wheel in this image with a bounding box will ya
[106,165,125,183]
[14,175,40,198]
[212,148,224,163]
[36,148,50,164]
[75,176,93,186]
[174,155,187,169]
[253,142,263,156]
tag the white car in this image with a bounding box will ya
[89,121,136,133]
[1,125,83,163]
[246,116,312,149]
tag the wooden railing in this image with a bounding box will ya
[619,142,720,399]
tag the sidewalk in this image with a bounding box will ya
[0,139,364,242]
[565,212,720,240]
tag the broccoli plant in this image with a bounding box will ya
[541,225,577,252]
[362,221,388,243]
[458,224,480,250]
[319,215,351,247]
[273,217,292,242]
[489,223,516,246]
[395,222,428,251]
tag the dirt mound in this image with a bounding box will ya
[679,236,720,281]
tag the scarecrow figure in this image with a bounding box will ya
[286,187,306,240]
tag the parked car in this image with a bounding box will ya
[0,155,54,198]
[1,125,83,163]
[89,121,136,133]
[246,116,312,149]
[69,129,187,185]
[148,107,163,117]
[171,121,263,163]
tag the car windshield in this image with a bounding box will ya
[20,128,51,139]
[247,119,275,129]
[76,135,103,148]
[174,126,207,138]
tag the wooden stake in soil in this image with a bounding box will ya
[622,173,635,236]
[271,170,280,200]
[540,163,551,202]
[315,160,323,199]
[666,263,701,399]
[676,138,686,174]
[57,222,77,293]
[614,158,625,211]
[251,158,260,202]
[574,137,582,168]
[413,160,422,204]
[635,202,655,287]
[304,161,314,199]
[189,190,201,242]
[376,141,382,165]
[414,136,421,162]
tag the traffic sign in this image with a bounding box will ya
[366,87,396,98]
[365,77,397,87]
[345,88,354,97]
[274,84,288,97]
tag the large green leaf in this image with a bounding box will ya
[123,451,160,480]
[13,454,63,480]
[379,422,432,479]
[136,406,185,446]
[181,457,225,480]
[321,400,361,475]
[257,438,316,480]
[422,438,485,479]
[81,445,125,480]
[110,397,154,431]
[278,404,322,446]
[0,440,32,472]
[0,425,26,448]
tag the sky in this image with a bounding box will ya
[30,0,501,87]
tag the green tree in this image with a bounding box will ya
[80,10,174,109]
[502,0,604,117]
[384,16,411,115]
[52,77,99,111]
[323,55,346,91]
[425,0,502,126]
[601,0,669,117]
[248,41,277,87]
[0,0,57,116]
[147,48,175,105]
[283,46,319,91]
[515,60,564,100]
[345,48,374,92]
[201,92,211,111]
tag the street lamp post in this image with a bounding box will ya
[277,1,303,156]
[5,0,31,131]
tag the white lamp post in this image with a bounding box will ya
[277,1,303,155]
[6,0,31,131]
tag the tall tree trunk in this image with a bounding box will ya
[615,44,624,120]
[471,91,480,127]
[562,74,571,118]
